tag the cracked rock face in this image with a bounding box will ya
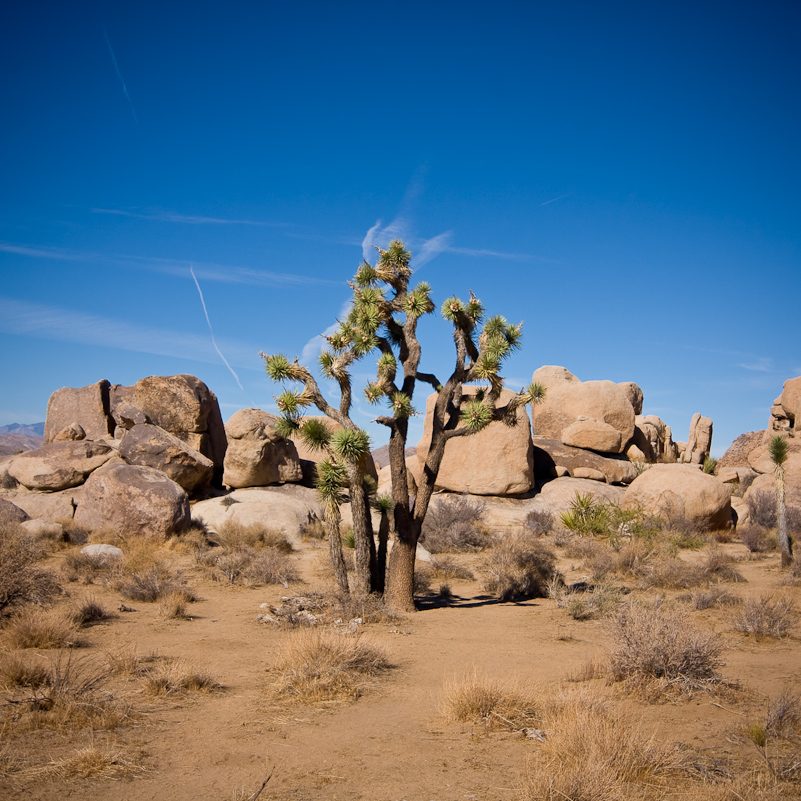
[6,441,114,491]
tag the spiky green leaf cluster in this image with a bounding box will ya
[404,282,434,319]
[441,296,465,323]
[378,239,412,272]
[364,382,386,404]
[276,390,312,415]
[474,353,500,380]
[315,459,348,505]
[769,434,789,468]
[264,353,303,382]
[331,428,371,461]
[318,350,336,378]
[373,494,393,513]
[377,352,396,378]
[355,261,378,287]
[525,382,546,405]
[465,295,484,322]
[273,415,299,440]
[298,418,332,452]
[460,399,493,432]
[389,391,414,418]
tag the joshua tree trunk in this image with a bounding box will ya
[375,507,390,595]
[324,504,349,593]
[776,465,793,568]
[346,461,377,595]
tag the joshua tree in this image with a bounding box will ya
[262,239,543,611]
[768,434,792,568]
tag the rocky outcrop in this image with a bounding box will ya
[43,380,114,443]
[192,485,322,545]
[747,436,801,475]
[530,366,635,454]
[3,487,82,522]
[75,462,190,539]
[52,423,86,442]
[130,375,227,483]
[744,444,801,509]
[767,376,801,437]
[618,382,644,415]
[223,409,302,489]
[680,413,713,465]
[622,464,732,531]
[531,437,638,484]
[718,431,764,469]
[7,441,114,491]
[628,415,677,463]
[561,419,622,453]
[416,388,534,496]
[0,498,30,524]
[120,423,214,493]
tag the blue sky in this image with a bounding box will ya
[1,1,799,456]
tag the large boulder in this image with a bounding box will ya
[192,485,322,546]
[7,441,114,491]
[0,498,30,524]
[120,423,214,493]
[292,417,378,485]
[532,437,638,485]
[129,375,227,484]
[628,415,678,463]
[223,409,302,489]
[748,436,801,475]
[534,477,625,514]
[74,463,190,539]
[618,382,644,415]
[680,413,713,465]
[530,366,635,454]
[415,388,534,496]
[622,464,732,531]
[767,376,801,437]
[2,487,82,522]
[43,380,114,443]
[561,419,622,453]
[718,430,764,469]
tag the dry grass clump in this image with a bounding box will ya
[61,550,119,584]
[2,607,83,649]
[0,523,61,618]
[117,567,196,604]
[272,629,393,703]
[609,603,725,697]
[32,745,146,780]
[428,555,475,581]
[69,596,113,627]
[243,550,300,587]
[141,657,219,696]
[420,495,489,553]
[481,537,558,601]
[212,520,293,552]
[521,693,687,801]
[686,586,742,610]
[733,593,798,640]
[550,580,622,621]
[765,689,801,739]
[740,524,777,554]
[440,668,539,730]
[0,653,130,732]
[207,546,301,587]
[157,591,190,620]
[524,509,553,537]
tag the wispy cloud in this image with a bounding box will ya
[447,245,533,260]
[539,192,572,206]
[103,29,139,127]
[92,208,285,227]
[738,357,773,373]
[415,231,454,268]
[0,295,259,368]
[0,241,337,288]
[190,267,244,389]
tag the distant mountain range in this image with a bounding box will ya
[0,422,45,457]
[0,422,45,436]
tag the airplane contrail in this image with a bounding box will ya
[190,266,244,390]
[103,28,140,127]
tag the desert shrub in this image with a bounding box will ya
[609,604,724,691]
[640,556,706,590]
[0,524,60,617]
[733,593,798,640]
[62,550,119,584]
[740,523,777,554]
[481,538,558,601]
[157,591,189,619]
[56,519,92,546]
[2,608,83,649]
[581,545,617,582]
[341,529,356,549]
[420,496,489,553]
[524,509,552,538]
[552,582,622,621]
[701,546,746,583]
[522,694,685,801]
[214,549,254,584]
[413,563,433,595]
[765,689,801,738]
[301,517,327,540]
[69,597,113,627]
[0,652,51,689]
[687,586,742,610]
[243,550,301,587]
[440,668,539,729]
[272,629,393,703]
[213,520,293,552]
[560,493,610,536]
[703,456,718,474]
[117,568,195,603]
[748,489,778,529]
[142,657,218,695]
[428,555,475,581]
